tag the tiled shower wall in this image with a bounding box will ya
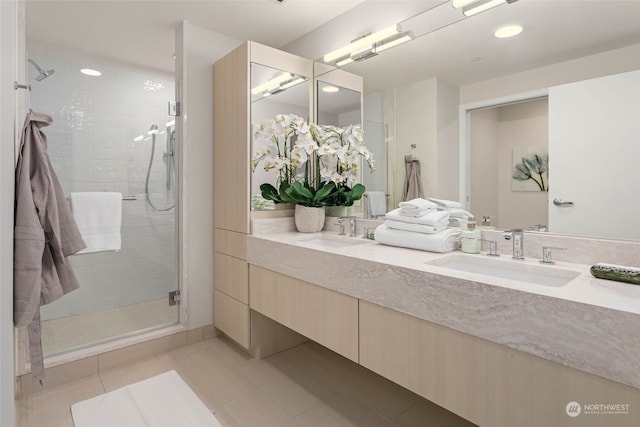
[27,42,178,321]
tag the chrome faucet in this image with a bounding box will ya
[503,229,525,260]
[338,216,357,237]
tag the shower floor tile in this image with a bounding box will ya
[41,298,178,356]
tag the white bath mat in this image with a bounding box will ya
[71,370,223,427]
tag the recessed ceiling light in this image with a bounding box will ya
[322,85,340,93]
[80,68,101,76]
[495,25,523,38]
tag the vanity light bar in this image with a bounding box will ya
[452,0,518,17]
[330,30,414,67]
[323,24,400,63]
[373,31,414,54]
[251,72,292,95]
[279,76,307,90]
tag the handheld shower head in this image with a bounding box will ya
[28,58,55,82]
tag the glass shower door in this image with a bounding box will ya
[27,41,179,356]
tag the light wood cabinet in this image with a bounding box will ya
[249,265,359,362]
[359,300,640,427]
[213,41,313,348]
[214,290,250,348]
[214,252,248,304]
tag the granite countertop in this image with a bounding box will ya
[247,230,640,390]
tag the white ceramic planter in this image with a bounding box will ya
[294,205,325,233]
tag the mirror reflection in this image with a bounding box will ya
[468,97,548,231]
[250,63,310,209]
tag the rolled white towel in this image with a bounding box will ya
[427,198,463,210]
[386,208,449,227]
[374,224,461,253]
[385,219,447,234]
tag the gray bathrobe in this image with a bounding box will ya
[14,111,86,383]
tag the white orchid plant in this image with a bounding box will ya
[251,114,375,207]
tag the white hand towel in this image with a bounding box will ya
[374,224,461,253]
[364,191,387,218]
[427,198,463,209]
[385,219,447,234]
[70,192,122,254]
[399,198,438,211]
[386,208,450,227]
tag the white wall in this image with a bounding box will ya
[176,22,241,329]
[469,108,499,222]
[460,43,640,104]
[0,0,16,424]
[390,77,459,206]
[435,79,460,201]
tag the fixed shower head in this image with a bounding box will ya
[28,58,55,82]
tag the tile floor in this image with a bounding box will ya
[17,335,476,427]
[41,298,178,356]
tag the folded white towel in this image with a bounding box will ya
[385,219,447,234]
[447,208,473,218]
[386,208,450,227]
[398,207,436,218]
[70,192,122,254]
[428,198,463,209]
[364,191,387,218]
[399,198,438,211]
[374,224,461,253]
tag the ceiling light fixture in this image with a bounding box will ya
[494,24,523,38]
[322,85,340,93]
[452,0,518,17]
[80,68,101,77]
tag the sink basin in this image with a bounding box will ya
[426,254,580,287]
[292,235,371,249]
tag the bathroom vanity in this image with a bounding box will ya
[241,220,640,427]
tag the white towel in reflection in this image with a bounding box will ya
[427,198,463,210]
[364,191,387,218]
[385,219,446,234]
[446,208,473,227]
[398,198,438,217]
[386,208,449,227]
[374,224,460,253]
[70,192,122,254]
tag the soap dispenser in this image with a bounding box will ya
[461,216,481,254]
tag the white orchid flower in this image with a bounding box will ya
[291,145,308,164]
[330,172,344,184]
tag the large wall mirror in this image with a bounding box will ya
[314,68,384,216]
[250,62,311,210]
[460,68,640,242]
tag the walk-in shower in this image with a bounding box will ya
[22,42,179,360]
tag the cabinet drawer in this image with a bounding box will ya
[214,252,248,304]
[214,290,250,349]
[249,265,358,362]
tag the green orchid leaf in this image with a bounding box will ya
[290,181,315,200]
[313,182,337,203]
[260,183,282,203]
